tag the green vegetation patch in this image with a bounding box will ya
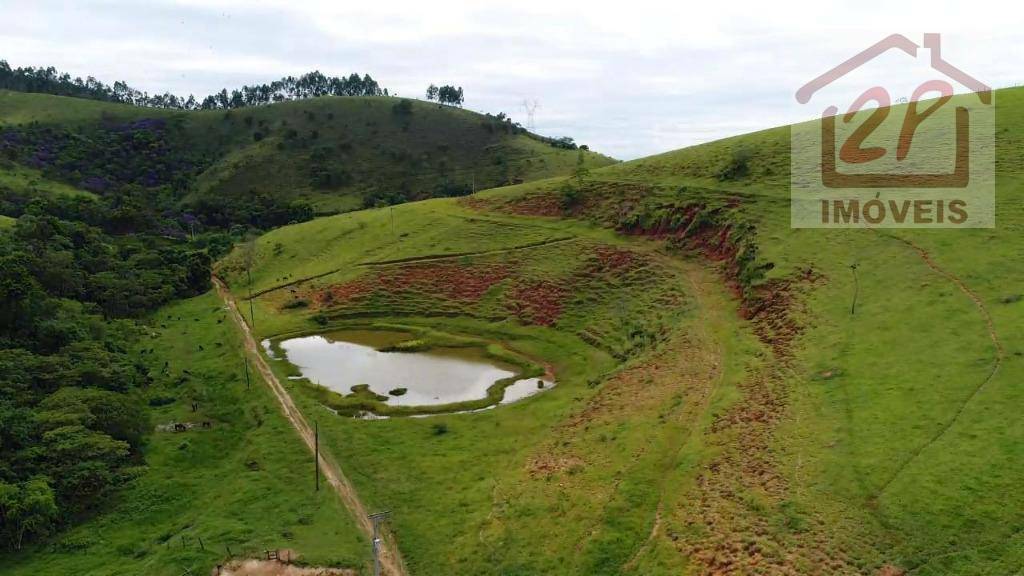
[4,293,368,575]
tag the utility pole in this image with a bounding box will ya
[244,356,251,390]
[849,263,860,316]
[369,511,391,576]
[314,421,320,492]
[246,267,256,330]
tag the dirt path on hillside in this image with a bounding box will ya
[246,236,578,299]
[357,236,577,267]
[213,277,408,576]
[666,267,880,574]
[619,265,725,572]
[874,235,1006,497]
[218,557,356,575]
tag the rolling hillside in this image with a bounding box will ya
[0,89,615,217]
[206,87,1024,574]
[6,84,1022,575]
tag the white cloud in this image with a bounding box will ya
[0,0,1018,159]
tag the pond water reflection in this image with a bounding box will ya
[276,330,552,407]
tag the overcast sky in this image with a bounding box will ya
[1,0,1018,159]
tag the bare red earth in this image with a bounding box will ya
[505,280,569,326]
[309,262,512,310]
[590,245,641,273]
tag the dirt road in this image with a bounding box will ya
[214,276,408,576]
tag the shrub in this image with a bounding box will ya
[715,146,753,181]
[559,181,580,209]
[147,394,176,407]
[392,99,414,116]
[431,422,448,436]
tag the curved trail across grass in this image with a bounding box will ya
[874,235,1006,497]
[214,276,408,576]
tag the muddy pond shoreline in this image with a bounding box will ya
[261,327,554,416]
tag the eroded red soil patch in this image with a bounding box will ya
[672,359,878,575]
[739,269,822,358]
[309,262,512,309]
[315,278,374,307]
[505,280,569,326]
[381,262,511,300]
[526,454,585,479]
[589,245,641,273]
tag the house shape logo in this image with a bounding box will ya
[795,34,991,189]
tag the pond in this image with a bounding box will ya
[275,330,553,407]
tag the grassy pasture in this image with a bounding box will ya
[214,184,762,574]
[4,293,369,575]
[0,162,96,199]
[7,86,1024,575]
[222,83,1024,569]
[554,87,1024,573]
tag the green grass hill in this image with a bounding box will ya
[5,85,1022,576]
[0,89,615,216]
[208,86,1024,575]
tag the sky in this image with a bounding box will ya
[1,0,1019,159]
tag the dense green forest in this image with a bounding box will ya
[0,117,313,229]
[0,60,386,110]
[0,193,215,550]
[0,101,260,551]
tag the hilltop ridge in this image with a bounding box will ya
[0,89,615,222]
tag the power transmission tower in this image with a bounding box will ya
[521,98,540,131]
[369,511,391,576]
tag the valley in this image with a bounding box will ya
[1,67,1022,576]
